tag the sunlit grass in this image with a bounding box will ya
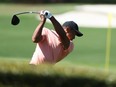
[0,57,115,76]
[1,59,116,87]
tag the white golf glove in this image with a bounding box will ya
[44,10,52,19]
[40,10,52,19]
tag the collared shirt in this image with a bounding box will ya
[30,28,74,65]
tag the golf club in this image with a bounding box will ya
[11,11,40,25]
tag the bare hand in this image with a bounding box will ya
[40,15,46,22]
[40,10,46,22]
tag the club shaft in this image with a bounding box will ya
[15,11,40,15]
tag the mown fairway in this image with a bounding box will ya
[0,3,116,72]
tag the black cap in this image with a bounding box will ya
[63,21,83,37]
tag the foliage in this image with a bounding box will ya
[0,60,116,87]
[0,0,116,4]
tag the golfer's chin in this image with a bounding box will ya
[68,37,74,41]
[67,35,75,40]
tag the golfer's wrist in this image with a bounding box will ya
[40,20,46,23]
[49,16,54,20]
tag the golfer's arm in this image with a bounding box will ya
[50,16,70,49]
[32,21,45,43]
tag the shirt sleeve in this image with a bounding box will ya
[55,41,74,62]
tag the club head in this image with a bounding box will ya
[11,15,20,25]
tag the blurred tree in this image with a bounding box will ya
[50,0,63,3]
[0,0,116,3]
[50,0,75,3]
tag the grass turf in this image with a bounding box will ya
[0,59,116,87]
[0,3,116,73]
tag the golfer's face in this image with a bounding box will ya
[64,27,76,40]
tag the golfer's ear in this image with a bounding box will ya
[65,27,70,32]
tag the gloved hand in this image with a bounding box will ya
[40,10,52,19]
[44,10,52,19]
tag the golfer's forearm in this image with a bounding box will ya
[32,21,45,43]
[50,16,70,49]
[50,16,66,37]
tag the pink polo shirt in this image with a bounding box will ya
[30,28,74,65]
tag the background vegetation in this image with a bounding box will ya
[0,60,116,87]
[0,0,116,4]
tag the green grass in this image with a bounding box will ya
[0,58,116,81]
[0,3,116,73]
[0,59,116,87]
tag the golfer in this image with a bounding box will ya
[30,10,83,65]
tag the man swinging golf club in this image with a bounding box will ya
[30,10,83,65]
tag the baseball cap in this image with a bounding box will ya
[63,21,83,37]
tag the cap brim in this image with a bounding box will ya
[75,30,83,37]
